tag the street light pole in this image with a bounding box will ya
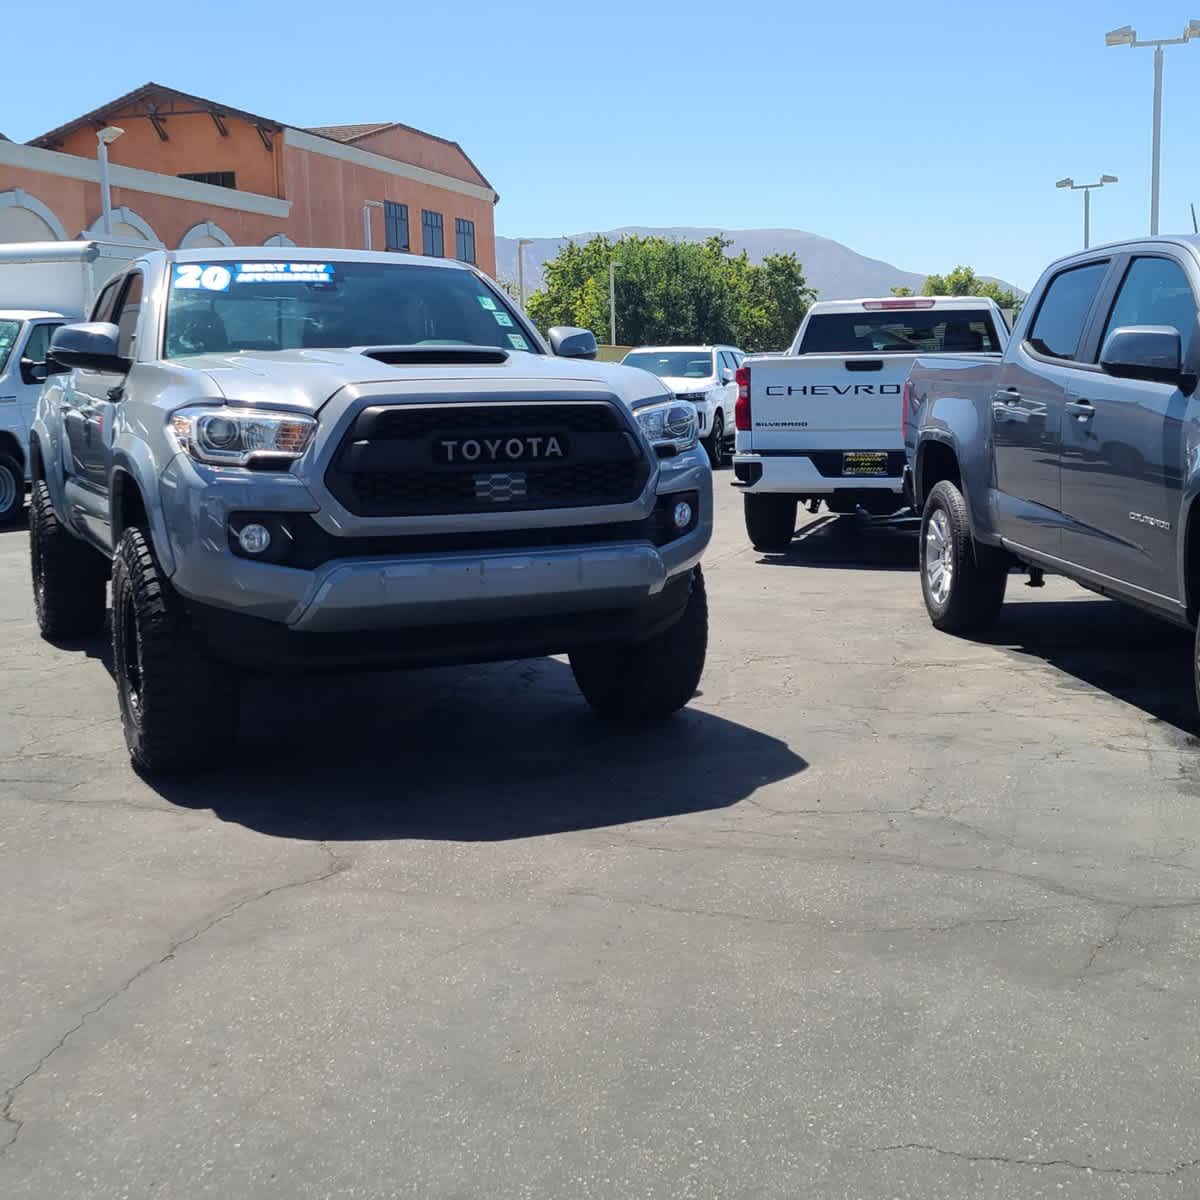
[609,261,621,347]
[1106,21,1200,236]
[95,126,124,237]
[517,238,533,310]
[1055,176,1118,249]
[362,200,384,251]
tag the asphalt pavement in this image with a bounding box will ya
[2,481,1200,1199]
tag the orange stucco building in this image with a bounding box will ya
[0,83,498,272]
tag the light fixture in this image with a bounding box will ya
[1186,19,1200,39]
[1055,177,1074,189]
[1105,24,1136,45]
[237,524,272,555]
[97,125,125,145]
[1101,174,1119,184]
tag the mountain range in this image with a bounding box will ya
[495,226,1022,302]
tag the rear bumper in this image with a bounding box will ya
[731,453,904,495]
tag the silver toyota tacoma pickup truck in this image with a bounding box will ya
[32,248,712,772]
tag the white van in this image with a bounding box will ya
[0,240,140,521]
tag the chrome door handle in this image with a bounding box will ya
[992,389,1021,405]
[1065,399,1094,420]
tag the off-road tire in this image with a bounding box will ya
[704,411,726,469]
[0,451,23,525]
[744,494,797,552]
[570,566,708,720]
[920,479,1007,634]
[29,479,108,639]
[111,526,238,773]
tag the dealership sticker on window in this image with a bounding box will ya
[492,311,514,327]
[507,333,530,350]
[234,262,334,285]
[173,264,232,291]
[476,296,498,311]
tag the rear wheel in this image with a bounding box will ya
[920,479,1007,634]
[111,526,239,773]
[704,411,726,469]
[29,479,108,639]
[744,494,797,552]
[0,451,24,524]
[570,566,707,720]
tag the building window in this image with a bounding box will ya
[455,218,476,264]
[421,210,444,257]
[384,201,409,252]
[178,171,237,190]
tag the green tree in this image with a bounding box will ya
[890,286,914,297]
[922,265,1021,313]
[525,234,815,351]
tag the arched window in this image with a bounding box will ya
[0,189,68,242]
[82,207,161,244]
[178,221,234,249]
[263,233,296,248]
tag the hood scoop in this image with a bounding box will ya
[356,344,511,367]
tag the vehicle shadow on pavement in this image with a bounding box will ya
[126,656,809,841]
[987,596,1198,736]
[758,514,918,571]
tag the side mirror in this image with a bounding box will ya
[19,357,49,385]
[49,322,128,374]
[1100,325,1182,384]
[548,326,598,360]
[720,367,735,384]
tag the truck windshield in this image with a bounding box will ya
[798,310,1000,355]
[163,261,537,359]
[0,320,20,374]
[624,350,715,379]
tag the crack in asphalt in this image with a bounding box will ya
[0,843,351,1161]
[872,1141,1200,1177]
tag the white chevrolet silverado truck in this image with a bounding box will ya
[732,296,1010,551]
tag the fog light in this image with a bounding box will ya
[672,500,693,530]
[237,523,272,555]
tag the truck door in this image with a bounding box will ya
[63,271,142,541]
[1060,253,1199,600]
[17,321,63,434]
[991,260,1110,557]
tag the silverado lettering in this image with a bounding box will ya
[765,384,903,397]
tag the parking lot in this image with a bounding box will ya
[3,478,1200,1199]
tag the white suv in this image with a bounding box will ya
[623,345,743,468]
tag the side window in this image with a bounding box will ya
[1027,261,1109,361]
[23,323,61,364]
[91,278,121,323]
[719,351,736,374]
[1102,256,1198,360]
[113,273,144,359]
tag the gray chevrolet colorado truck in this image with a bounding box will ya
[904,236,1200,709]
[32,248,712,771]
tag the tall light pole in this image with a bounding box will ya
[1055,175,1118,248]
[96,126,124,237]
[609,260,621,347]
[1105,21,1200,235]
[517,237,533,310]
[362,200,384,250]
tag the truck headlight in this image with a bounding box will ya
[169,405,316,467]
[634,398,698,454]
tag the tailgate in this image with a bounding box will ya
[745,353,915,453]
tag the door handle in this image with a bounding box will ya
[991,388,1021,405]
[1065,399,1094,420]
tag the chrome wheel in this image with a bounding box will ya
[0,464,16,516]
[925,507,954,605]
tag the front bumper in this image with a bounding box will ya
[731,454,904,495]
[158,446,712,642]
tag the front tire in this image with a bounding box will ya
[704,411,726,469]
[0,451,23,525]
[111,526,239,773]
[744,494,797,552]
[920,480,1007,634]
[29,479,108,640]
[570,566,708,720]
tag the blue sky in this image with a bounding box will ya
[4,0,1199,290]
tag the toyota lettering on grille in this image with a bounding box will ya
[434,435,567,465]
